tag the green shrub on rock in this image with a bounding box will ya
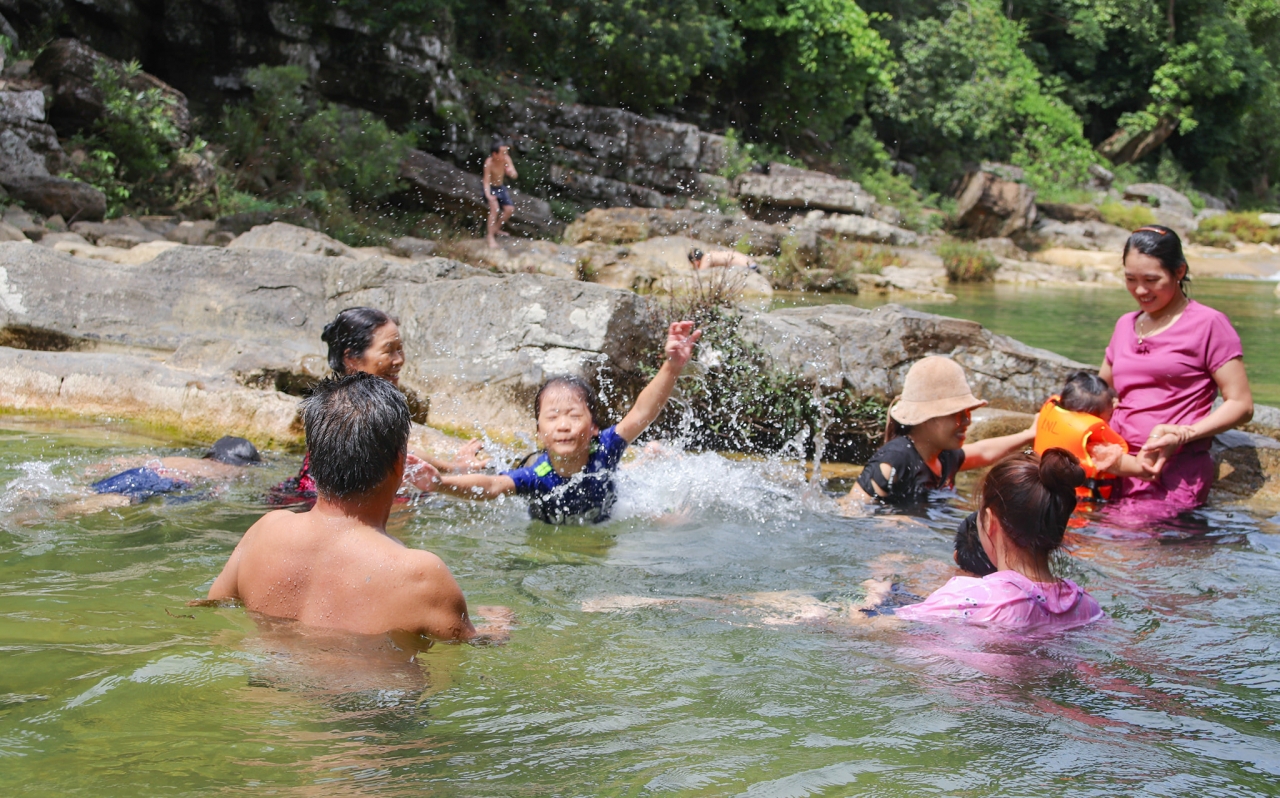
[1192,212,1280,246]
[216,65,415,243]
[938,240,998,283]
[1098,201,1156,230]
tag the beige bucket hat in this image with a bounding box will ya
[888,356,987,426]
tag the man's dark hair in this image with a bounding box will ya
[301,373,411,498]
[491,136,510,153]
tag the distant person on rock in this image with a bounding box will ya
[484,137,519,248]
[687,247,759,271]
[419,321,702,524]
[206,373,509,643]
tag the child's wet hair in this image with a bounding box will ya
[534,375,603,428]
[954,512,996,576]
[1059,371,1117,418]
[978,449,1085,556]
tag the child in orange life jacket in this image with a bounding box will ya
[1033,371,1154,500]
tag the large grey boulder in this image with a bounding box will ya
[739,304,1087,413]
[0,241,660,437]
[1,175,106,222]
[1123,183,1197,232]
[792,210,919,247]
[952,165,1037,238]
[0,88,65,184]
[484,89,727,206]
[33,39,191,144]
[228,222,357,258]
[563,206,786,254]
[1025,219,1131,252]
[736,163,876,216]
[398,149,561,237]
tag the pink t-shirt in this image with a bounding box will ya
[1104,300,1243,455]
[895,570,1103,632]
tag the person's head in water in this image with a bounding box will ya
[301,373,411,500]
[533,375,604,462]
[687,248,703,267]
[206,436,261,467]
[1058,371,1118,422]
[1123,225,1188,314]
[977,449,1084,567]
[884,356,988,449]
[321,307,405,385]
[954,512,996,576]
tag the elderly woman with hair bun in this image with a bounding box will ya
[271,307,484,503]
[1098,225,1253,518]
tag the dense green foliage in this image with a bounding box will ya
[1192,211,1280,245]
[215,66,416,242]
[63,61,201,215]
[425,0,1280,206]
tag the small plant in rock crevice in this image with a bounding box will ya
[630,294,886,462]
[938,239,999,282]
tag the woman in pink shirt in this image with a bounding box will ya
[896,449,1103,632]
[1099,226,1253,516]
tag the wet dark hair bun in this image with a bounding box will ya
[321,307,396,374]
[1039,448,1086,492]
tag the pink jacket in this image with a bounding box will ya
[896,570,1103,633]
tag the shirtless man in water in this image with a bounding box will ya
[483,137,518,248]
[205,373,507,642]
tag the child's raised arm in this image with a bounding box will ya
[615,321,702,444]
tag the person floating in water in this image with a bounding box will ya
[896,449,1104,632]
[420,321,702,524]
[483,136,519,248]
[204,373,508,642]
[840,356,1036,511]
[67,436,263,516]
[687,247,759,271]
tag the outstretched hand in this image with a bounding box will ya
[664,321,702,369]
[404,453,441,492]
[453,438,488,472]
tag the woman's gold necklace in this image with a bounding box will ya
[1136,295,1188,344]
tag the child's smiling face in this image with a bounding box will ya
[536,386,599,461]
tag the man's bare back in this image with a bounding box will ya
[208,504,476,640]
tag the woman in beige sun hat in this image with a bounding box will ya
[842,356,1036,508]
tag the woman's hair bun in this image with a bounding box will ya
[1039,448,1086,491]
[320,319,339,344]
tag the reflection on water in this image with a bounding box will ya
[2,417,1279,795]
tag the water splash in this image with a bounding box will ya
[0,461,78,513]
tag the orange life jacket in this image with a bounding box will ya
[1033,395,1129,501]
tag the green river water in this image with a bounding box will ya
[3,278,1280,795]
[2,412,1280,795]
[774,277,1280,406]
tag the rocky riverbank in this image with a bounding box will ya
[1,226,1278,509]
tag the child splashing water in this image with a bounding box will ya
[898,449,1104,632]
[417,321,701,524]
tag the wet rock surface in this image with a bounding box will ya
[563,207,786,254]
[739,303,1087,413]
[736,163,876,217]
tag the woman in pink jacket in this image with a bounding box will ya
[896,449,1104,633]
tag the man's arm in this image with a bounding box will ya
[615,321,702,443]
[482,156,493,195]
[408,551,478,641]
[503,151,518,179]
[207,539,244,600]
